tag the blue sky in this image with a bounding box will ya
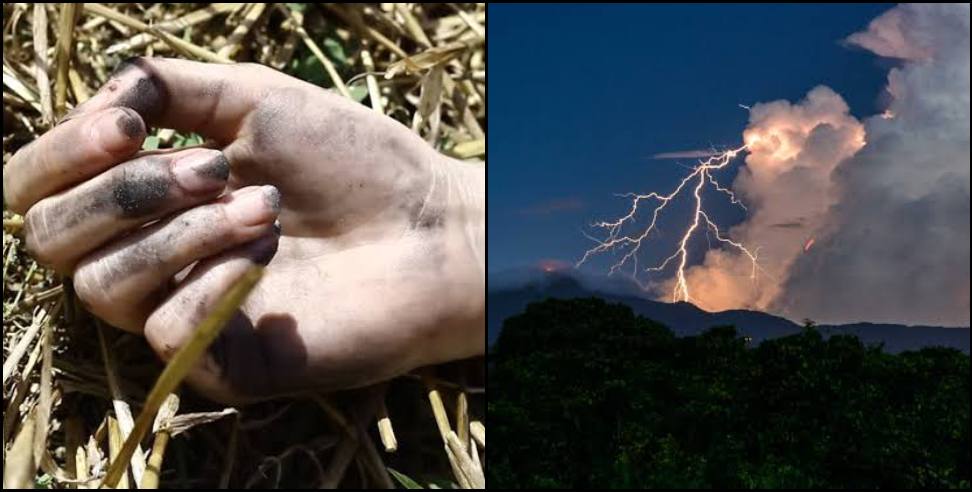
[488,3,893,275]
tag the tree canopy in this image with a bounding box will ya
[489,298,971,488]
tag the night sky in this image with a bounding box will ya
[488,3,893,275]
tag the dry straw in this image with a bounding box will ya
[3,3,484,489]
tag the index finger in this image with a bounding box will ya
[63,57,289,144]
[3,107,146,214]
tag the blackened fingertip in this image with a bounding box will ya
[272,219,282,236]
[115,107,145,139]
[263,186,281,214]
[196,153,230,182]
[247,234,279,266]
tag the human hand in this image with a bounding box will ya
[3,57,485,403]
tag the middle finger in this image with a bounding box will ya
[23,148,230,271]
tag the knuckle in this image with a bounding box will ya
[22,207,55,265]
[73,262,111,312]
[3,175,23,214]
[145,317,181,362]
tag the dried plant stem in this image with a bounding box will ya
[217,3,266,59]
[67,67,90,103]
[395,4,433,48]
[446,431,485,489]
[32,3,54,125]
[426,381,453,445]
[4,410,37,489]
[280,5,352,99]
[456,391,470,453]
[97,323,147,485]
[101,267,264,488]
[471,421,485,451]
[107,416,130,489]
[361,45,384,114]
[82,3,233,64]
[377,400,397,453]
[327,5,408,59]
[55,3,78,117]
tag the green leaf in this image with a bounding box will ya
[142,135,161,151]
[388,468,424,489]
[323,37,348,66]
[286,3,306,12]
[174,132,204,148]
[349,84,369,103]
[35,474,54,488]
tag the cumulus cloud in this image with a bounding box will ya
[671,86,865,313]
[666,4,969,326]
[778,3,970,326]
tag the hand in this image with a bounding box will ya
[3,58,485,403]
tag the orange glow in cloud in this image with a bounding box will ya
[538,259,570,273]
[580,84,868,312]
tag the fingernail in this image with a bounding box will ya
[95,108,144,153]
[247,234,280,266]
[228,186,280,226]
[172,151,229,194]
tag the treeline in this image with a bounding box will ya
[489,298,970,488]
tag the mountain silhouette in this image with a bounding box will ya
[488,269,970,354]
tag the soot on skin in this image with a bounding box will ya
[263,186,282,215]
[114,108,145,139]
[195,153,231,182]
[112,159,172,217]
[109,58,168,122]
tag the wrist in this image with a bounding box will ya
[414,155,485,367]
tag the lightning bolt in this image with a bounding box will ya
[577,144,761,304]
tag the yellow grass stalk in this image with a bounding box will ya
[377,400,398,453]
[361,45,384,114]
[395,4,433,48]
[279,5,352,99]
[141,394,180,489]
[97,323,148,486]
[446,430,485,489]
[327,5,408,59]
[55,3,78,117]
[101,266,264,488]
[32,3,54,125]
[65,417,86,488]
[32,303,56,469]
[425,379,453,445]
[4,410,38,489]
[107,416,130,489]
[106,4,241,55]
[451,138,485,159]
[470,421,485,451]
[217,3,266,60]
[82,3,233,64]
[456,390,470,453]
[3,341,43,451]
[68,68,91,103]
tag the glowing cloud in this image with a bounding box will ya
[582,4,970,325]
